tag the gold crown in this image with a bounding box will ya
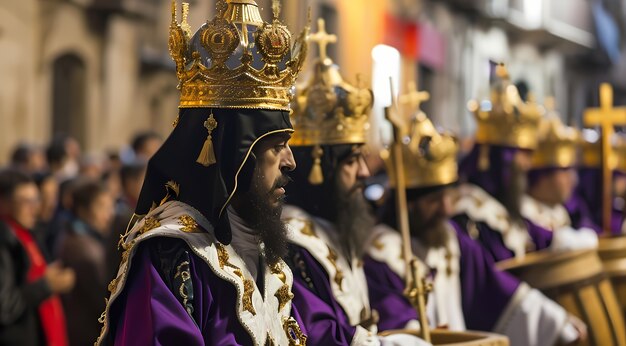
[467,64,544,149]
[531,98,579,169]
[290,18,373,147]
[382,85,458,189]
[168,0,308,110]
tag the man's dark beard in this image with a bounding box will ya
[409,208,449,249]
[236,171,291,266]
[331,178,376,260]
[497,163,526,226]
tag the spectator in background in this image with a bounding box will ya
[59,180,114,346]
[106,162,146,281]
[10,143,46,174]
[130,131,162,162]
[0,169,75,346]
[47,135,81,182]
[33,173,60,256]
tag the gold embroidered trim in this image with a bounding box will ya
[274,284,294,312]
[283,316,307,346]
[174,261,193,314]
[326,247,344,290]
[271,263,287,284]
[243,279,257,315]
[178,214,199,232]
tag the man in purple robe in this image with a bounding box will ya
[365,113,586,346]
[454,64,590,261]
[96,1,309,345]
[280,20,426,346]
[570,131,625,234]
[522,113,599,243]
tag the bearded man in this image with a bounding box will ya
[522,112,599,243]
[281,20,427,346]
[96,1,309,344]
[454,64,591,261]
[364,112,586,346]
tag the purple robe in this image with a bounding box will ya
[364,221,520,332]
[564,194,602,233]
[572,167,624,235]
[452,206,553,262]
[103,241,306,345]
[288,246,358,345]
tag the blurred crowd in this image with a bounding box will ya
[0,132,162,345]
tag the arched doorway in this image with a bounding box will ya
[52,53,87,146]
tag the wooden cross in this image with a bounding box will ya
[309,18,337,63]
[399,81,430,114]
[583,83,626,235]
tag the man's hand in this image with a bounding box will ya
[44,261,76,294]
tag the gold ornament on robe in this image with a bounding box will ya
[168,0,309,110]
[467,63,544,150]
[382,83,458,189]
[530,97,579,169]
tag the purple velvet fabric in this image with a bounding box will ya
[564,194,602,233]
[458,145,522,198]
[572,168,624,234]
[364,221,520,332]
[362,257,417,331]
[289,245,359,346]
[104,242,306,346]
[452,213,553,262]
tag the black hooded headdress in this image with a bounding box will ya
[133,0,308,244]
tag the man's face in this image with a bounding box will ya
[336,146,371,193]
[549,168,577,204]
[408,187,453,247]
[332,145,375,258]
[137,138,162,161]
[230,132,296,266]
[252,133,296,208]
[10,183,41,230]
[84,192,115,235]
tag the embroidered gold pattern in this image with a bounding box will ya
[326,247,344,290]
[139,217,161,235]
[242,279,257,315]
[271,263,287,283]
[178,215,199,232]
[175,261,193,314]
[275,284,294,312]
[283,316,307,346]
[372,239,384,251]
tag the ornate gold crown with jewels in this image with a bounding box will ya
[531,98,579,169]
[290,18,373,147]
[382,85,459,189]
[168,0,309,110]
[467,63,544,149]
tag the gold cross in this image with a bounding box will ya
[584,83,626,234]
[309,18,337,63]
[399,81,430,114]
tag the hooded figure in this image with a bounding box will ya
[96,1,309,345]
[570,130,626,234]
[281,19,427,346]
[364,104,585,346]
[453,64,591,262]
[522,109,600,245]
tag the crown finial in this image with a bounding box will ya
[181,2,192,39]
[400,81,430,116]
[272,0,281,21]
[171,0,177,23]
[310,18,337,64]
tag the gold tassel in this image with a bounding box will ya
[478,144,490,171]
[308,145,324,185]
[197,112,218,167]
